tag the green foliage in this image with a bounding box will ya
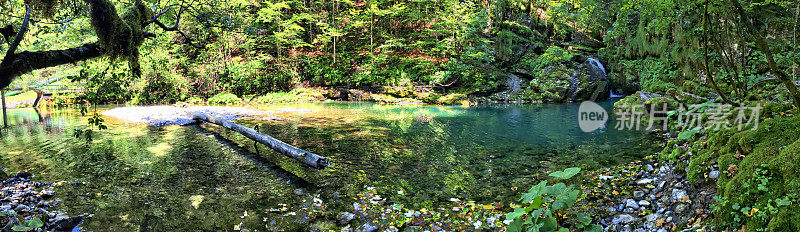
[207,93,243,105]
[255,87,325,103]
[506,167,602,232]
[11,218,44,231]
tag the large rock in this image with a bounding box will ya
[566,59,610,101]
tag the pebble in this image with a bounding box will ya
[671,189,688,201]
[636,178,654,185]
[612,214,635,224]
[638,200,650,206]
[709,170,720,179]
[625,199,640,208]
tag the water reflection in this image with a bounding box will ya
[0,102,659,231]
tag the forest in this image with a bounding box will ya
[0,0,798,231]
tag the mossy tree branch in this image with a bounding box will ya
[0,0,199,90]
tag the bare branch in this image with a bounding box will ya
[154,19,204,48]
[3,6,31,62]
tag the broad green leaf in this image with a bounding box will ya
[506,207,526,220]
[507,218,523,232]
[549,167,581,180]
[585,224,604,232]
[540,217,558,232]
[521,181,547,202]
[677,128,700,140]
[11,225,31,231]
[25,218,43,228]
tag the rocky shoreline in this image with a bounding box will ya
[589,158,718,232]
[0,170,82,232]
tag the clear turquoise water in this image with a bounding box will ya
[0,101,659,231]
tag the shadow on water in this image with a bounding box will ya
[0,101,662,230]
[189,124,312,189]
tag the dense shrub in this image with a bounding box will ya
[208,93,242,105]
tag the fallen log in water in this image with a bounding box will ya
[192,113,330,169]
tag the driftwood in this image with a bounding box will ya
[192,113,330,169]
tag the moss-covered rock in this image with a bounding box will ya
[436,93,468,105]
[695,116,800,231]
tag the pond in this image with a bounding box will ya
[0,101,660,231]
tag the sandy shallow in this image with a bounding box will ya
[102,105,307,126]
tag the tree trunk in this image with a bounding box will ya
[192,113,330,169]
[729,0,800,109]
[0,43,104,90]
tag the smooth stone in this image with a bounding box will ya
[612,214,635,224]
[671,189,688,201]
[646,165,654,172]
[636,178,654,185]
[625,199,640,208]
[709,171,720,179]
[639,200,651,206]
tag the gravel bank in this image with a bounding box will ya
[102,105,308,126]
[0,170,82,232]
[589,159,717,232]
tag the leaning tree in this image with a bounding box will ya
[0,0,201,90]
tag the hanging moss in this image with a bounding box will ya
[86,0,153,76]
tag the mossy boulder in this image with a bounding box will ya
[696,116,800,231]
[566,60,609,101]
[436,93,468,105]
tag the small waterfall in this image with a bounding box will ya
[609,88,624,98]
[587,57,625,98]
[587,58,606,75]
